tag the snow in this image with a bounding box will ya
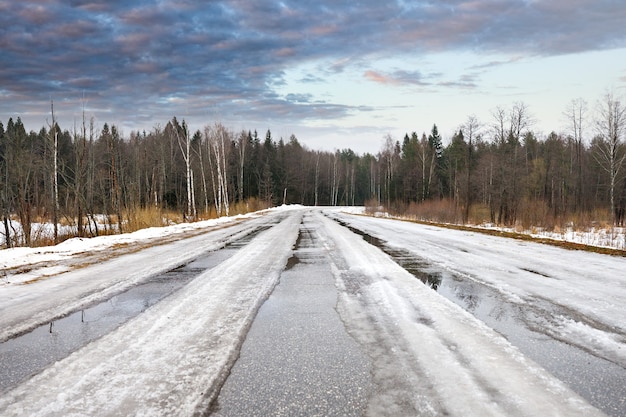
[531,226,626,250]
[0,209,301,416]
[0,205,620,416]
[375,212,626,250]
[317,212,607,416]
[0,207,304,342]
[330,212,626,374]
[0,212,255,285]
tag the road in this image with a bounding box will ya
[0,207,622,416]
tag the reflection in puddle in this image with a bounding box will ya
[336,220,443,290]
[0,269,197,392]
[384,249,442,290]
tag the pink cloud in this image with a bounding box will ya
[364,70,396,85]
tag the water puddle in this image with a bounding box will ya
[335,219,443,290]
[0,225,271,394]
[334,218,626,417]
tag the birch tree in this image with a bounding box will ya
[0,121,10,247]
[192,130,209,214]
[205,123,230,216]
[171,118,195,219]
[594,91,626,225]
[48,100,59,243]
[237,130,247,203]
[73,102,89,237]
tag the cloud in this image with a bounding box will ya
[299,74,326,84]
[469,56,525,70]
[1,0,625,133]
[285,93,313,104]
[364,70,432,87]
[364,71,394,85]
[438,77,479,89]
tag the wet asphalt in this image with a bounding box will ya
[210,216,372,416]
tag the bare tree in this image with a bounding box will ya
[490,102,533,225]
[509,102,532,143]
[108,125,124,233]
[331,152,339,206]
[1,121,11,247]
[509,102,532,223]
[205,123,230,216]
[314,152,320,206]
[492,106,507,144]
[564,98,588,211]
[237,130,247,203]
[86,117,99,236]
[418,133,430,202]
[462,115,481,223]
[172,118,195,220]
[48,100,59,243]
[193,130,210,214]
[594,91,626,225]
[204,129,219,215]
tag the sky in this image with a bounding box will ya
[1,0,625,154]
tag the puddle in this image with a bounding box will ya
[0,271,194,392]
[285,254,301,270]
[334,218,626,417]
[384,248,443,290]
[0,225,272,394]
[335,219,443,290]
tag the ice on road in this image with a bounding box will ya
[0,213,273,343]
[317,212,605,416]
[0,211,300,416]
[0,207,615,416]
[330,212,626,369]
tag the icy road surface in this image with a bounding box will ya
[330,213,626,370]
[0,207,618,416]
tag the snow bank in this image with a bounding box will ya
[0,210,270,286]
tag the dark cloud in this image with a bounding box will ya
[1,0,624,132]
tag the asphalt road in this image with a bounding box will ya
[211,212,372,416]
[0,208,619,416]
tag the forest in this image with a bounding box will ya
[1,92,625,248]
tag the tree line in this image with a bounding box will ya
[1,92,624,247]
[382,93,626,229]
[0,112,376,247]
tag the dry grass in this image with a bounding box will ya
[370,199,624,256]
[124,207,182,232]
[402,199,462,224]
[382,198,617,233]
[229,198,270,216]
